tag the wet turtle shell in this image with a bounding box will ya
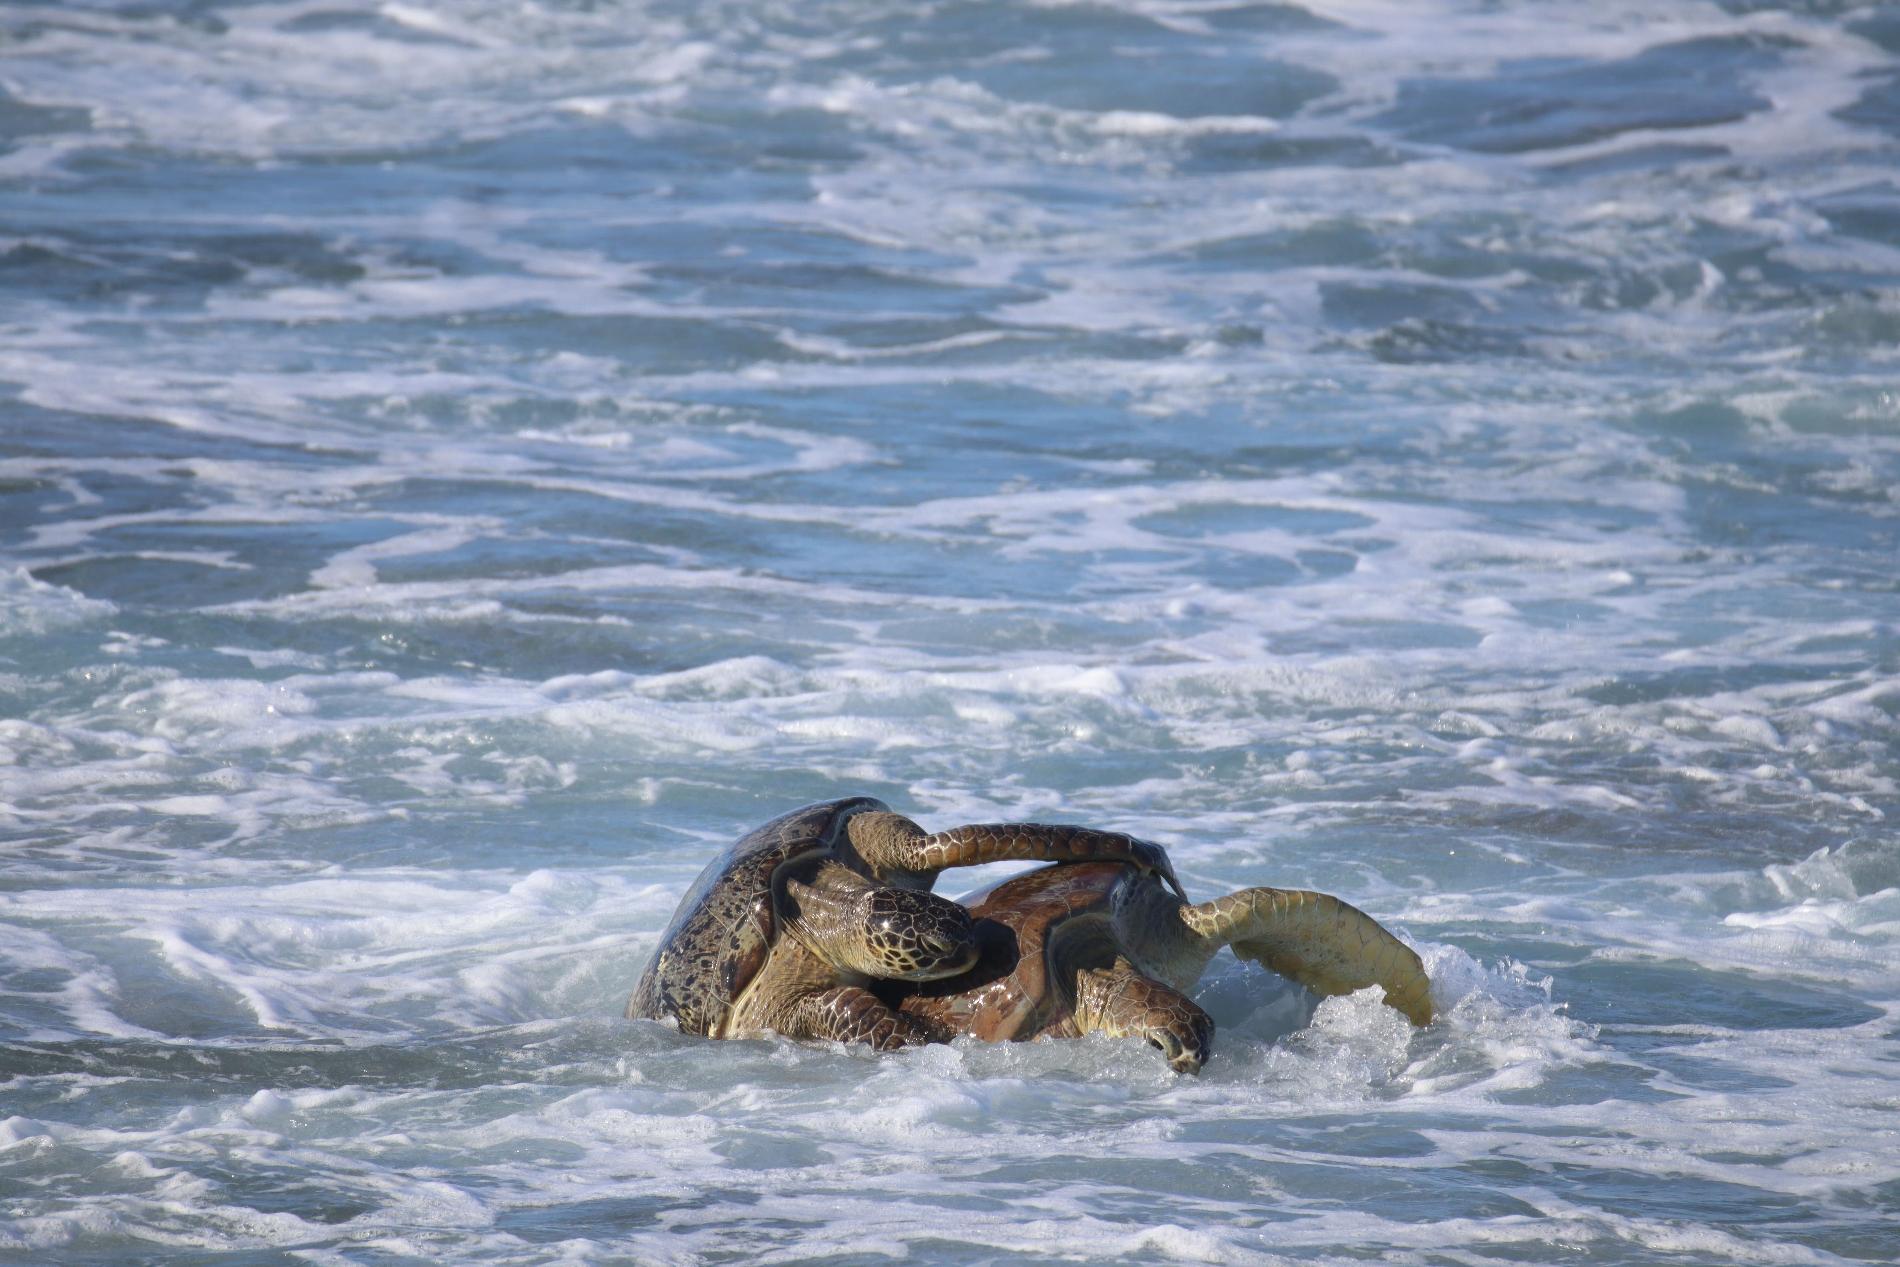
[892,859,1434,1068]
[893,860,1134,1042]
[627,796,889,1037]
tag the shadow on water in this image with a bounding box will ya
[1374,37,1784,154]
[1558,958,1882,1031]
[0,1018,683,1099]
[494,1193,713,1244]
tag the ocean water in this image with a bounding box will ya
[2,0,1898,1262]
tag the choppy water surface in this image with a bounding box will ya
[2,1,1898,1263]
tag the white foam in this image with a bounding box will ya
[2,0,1897,1261]
[0,567,115,637]
[309,522,484,591]
[0,866,670,1041]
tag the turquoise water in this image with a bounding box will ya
[2,1,1898,1263]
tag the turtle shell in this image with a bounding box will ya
[895,861,1133,1042]
[628,796,890,1036]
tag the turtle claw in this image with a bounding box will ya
[1131,840,1188,902]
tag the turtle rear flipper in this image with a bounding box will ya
[1184,888,1434,1026]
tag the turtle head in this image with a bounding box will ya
[778,862,980,981]
[849,887,980,980]
[785,881,978,981]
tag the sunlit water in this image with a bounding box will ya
[2,1,1898,1263]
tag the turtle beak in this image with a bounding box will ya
[915,927,978,976]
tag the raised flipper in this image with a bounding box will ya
[782,985,949,1051]
[846,812,1187,900]
[1181,888,1434,1026]
[1071,958,1214,1073]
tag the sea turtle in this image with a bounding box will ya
[627,797,1186,1050]
[891,861,1433,1072]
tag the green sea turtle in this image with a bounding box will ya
[891,861,1433,1072]
[627,797,1186,1050]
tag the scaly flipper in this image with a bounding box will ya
[1181,888,1434,1026]
[783,985,948,1051]
[846,813,1187,900]
[1072,957,1214,1073]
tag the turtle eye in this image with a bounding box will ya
[854,889,977,978]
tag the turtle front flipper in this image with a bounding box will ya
[1182,888,1434,1026]
[1072,958,1213,1074]
[846,813,1187,900]
[783,985,948,1051]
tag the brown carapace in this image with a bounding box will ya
[891,861,1434,1072]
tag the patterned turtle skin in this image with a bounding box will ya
[627,797,1186,1050]
[893,861,1434,1072]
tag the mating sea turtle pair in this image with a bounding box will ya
[894,860,1433,1072]
[628,798,1431,1069]
[627,796,1183,1048]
